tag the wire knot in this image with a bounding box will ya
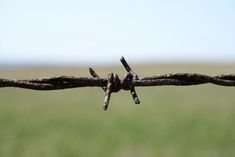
[107,73,122,93]
[89,57,140,110]
[120,72,134,90]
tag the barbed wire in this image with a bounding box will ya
[1,56,235,110]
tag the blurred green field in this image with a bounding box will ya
[0,64,235,157]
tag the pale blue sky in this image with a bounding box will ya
[0,0,235,65]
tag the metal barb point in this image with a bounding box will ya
[120,56,133,73]
[103,73,114,110]
[120,57,141,105]
[89,67,106,92]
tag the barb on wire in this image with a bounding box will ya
[1,56,235,110]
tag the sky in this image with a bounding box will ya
[0,0,235,65]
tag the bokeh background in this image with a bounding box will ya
[0,0,235,157]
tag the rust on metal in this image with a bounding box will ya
[1,57,235,110]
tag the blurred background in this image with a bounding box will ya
[0,0,235,157]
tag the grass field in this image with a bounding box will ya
[0,64,235,157]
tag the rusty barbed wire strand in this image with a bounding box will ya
[1,56,235,110]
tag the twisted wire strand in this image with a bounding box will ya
[1,73,235,90]
[1,56,235,110]
[138,73,235,86]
